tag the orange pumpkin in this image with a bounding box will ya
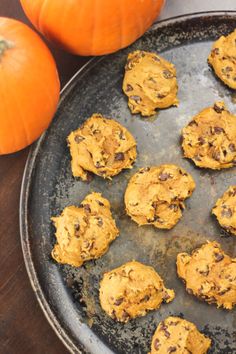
[0,17,60,155]
[20,0,165,56]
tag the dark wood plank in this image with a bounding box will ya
[0,1,88,353]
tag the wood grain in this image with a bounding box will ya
[0,1,87,353]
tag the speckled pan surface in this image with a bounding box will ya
[20,13,236,354]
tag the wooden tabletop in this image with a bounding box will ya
[0,1,87,353]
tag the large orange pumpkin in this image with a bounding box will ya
[0,17,60,155]
[20,0,165,56]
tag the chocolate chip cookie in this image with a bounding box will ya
[124,165,195,229]
[150,316,211,354]
[177,241,236,309]
[99,261,175,322]
[208,29,236,89]
[123,50,179,116]
[51,192,119,267]
[182,102,236,169]
[67,114,137,181]
[212,186,236,236]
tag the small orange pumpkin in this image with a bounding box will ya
[0,17,60,155]
[20,0,165,56]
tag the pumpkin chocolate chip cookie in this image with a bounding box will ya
[150,316,211,354]
[182,101,236,169]
[177,241,236,310]
[67,113,137,181]
[51,192,119,267]
[208,29,236,89]
[124,165,195,229]
[99,261,175,322]
[212,186,236,236]
[123,50,178,116]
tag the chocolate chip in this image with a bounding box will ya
[152,201,158,209]
[114,297,124,306]
[147,215,159,223]
[222,66,233,73]
[219,287,230,295]
[83,204,91,213]
[163,292,171,301]
[194,154,202,161]
[168,346,177,353]
[130,95,141,103]
[126,84,133,92]
[74,223,80,238]
[160,321,166,330]
[157,93,166,99]
[154,338,160,350]
[221,208,232,218]
[74,135,84,143]
[229,143,236,152]
[164,330,170,338]
[95,161,102,168]
[88,241,94,251]
[163,70,174,79]
[169,204,179,212]
[125,59,133,70]
[213,103,224,113]
[115,152,125,161]
[141,295,150,302]
[198,136,205,145]
[186,288,193,295]
[199,265,209,276]
[188,120,198,127]
[97,217,103,227]
[119,131,126,140]
[153,55,161,62]
[93,129,101,134]
[213,126,225,134]
[214,253,224,262]
[160,323,170,338]
[149,77,157,83]
[122,310,129,321]
[74,223,80,231]
[139,167,150,174]
[212,47,219,55]
[111,310,117,320]
[229,189,236,197]
[86,172,94,183]
[169,320,180,326]
[159,172,171,181]
[212,150,221,161]
[83,216,88,223]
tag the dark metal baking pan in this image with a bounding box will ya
[20,12,236,354]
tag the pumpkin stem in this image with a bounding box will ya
[0,38,13,59]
